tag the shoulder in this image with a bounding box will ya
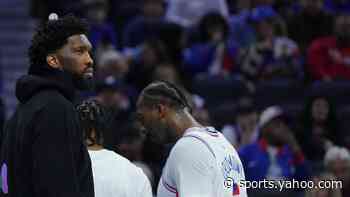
[101,150,147,177]
[169,135,216,165]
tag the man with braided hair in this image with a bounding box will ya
[136,81,247,197]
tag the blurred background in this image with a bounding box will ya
[1,0,350,196]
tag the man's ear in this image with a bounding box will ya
[46,54,61,69]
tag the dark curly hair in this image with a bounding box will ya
[28,14,89,75]
[198,12,229,42]
[77,99,109,146]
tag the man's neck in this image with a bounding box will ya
[87,144,104,151]
[172,110,203,138]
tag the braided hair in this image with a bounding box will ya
[140,81,192,113]
[76,99,108,146]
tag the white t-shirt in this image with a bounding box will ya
[88,149,153,197]
[157,127,247,197]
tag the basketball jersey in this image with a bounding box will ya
[157,127,247,197]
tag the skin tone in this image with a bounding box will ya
[237,112,258,146]
[136,94,202,144]
[46,34,94,80]
[86,128,104,151]
[263,118,301,153]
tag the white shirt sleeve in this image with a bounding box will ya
[166,137,217,197]
[133,168,153,197]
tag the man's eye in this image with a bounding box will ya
[75,49,84,54]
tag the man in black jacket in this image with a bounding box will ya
[0,14,94,197]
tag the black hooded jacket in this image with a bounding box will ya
[0,70,94,197]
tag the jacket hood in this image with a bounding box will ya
[15,70,76,103]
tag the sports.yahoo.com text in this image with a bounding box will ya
[224,178,342,192]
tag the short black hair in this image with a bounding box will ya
[28,14,89,75]
[199,12,229,42]
[76,99,108,146]
[140,81,192,113]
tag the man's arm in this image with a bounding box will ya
[31,103,92,197]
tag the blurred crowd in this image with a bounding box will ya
[1,0,350,196]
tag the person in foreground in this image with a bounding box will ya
[76,99,153,197]
[136,81,247,197]
[0,14,94,197]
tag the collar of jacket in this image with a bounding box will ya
[16,67,77,103]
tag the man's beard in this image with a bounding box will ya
[73,73,95,91]
[147,123,178,144]
[63,70,95,91]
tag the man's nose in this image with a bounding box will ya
[85,52,94,66]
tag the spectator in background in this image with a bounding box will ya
[307,13,350,81]
[156,22,192,88]
[305,172,342,197]
[239,106,309,182]
[123,0,165,48]
[297,95,340,165]
[126,39,167,91]
[84,0,118,52]
[165,0,229,28]
[252,0,275,7]
[324,0,350,15]
[191,95,211,126]
[96,49,129,81]
[229,0,257,49]
[241,6,302,83]
[324,146,350,197]
[108,0,142,45]
[273,0,299,20]
[77,100,153,197]
[152,64,182,85]
[222,97,259,148]
[184,12,240,77]
[288,0,334,53]
[157,22,185,66]
[95,75,134,151]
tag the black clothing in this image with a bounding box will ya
[0,69,94,197]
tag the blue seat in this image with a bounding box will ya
[192,75,249,108]
[255,80,305,110]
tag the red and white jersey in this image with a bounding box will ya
[157,127,247,197]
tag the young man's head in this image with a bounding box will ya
[259,106,289,146]
[136,81,193,144]
[199,12,229,43]
[28,14,94,90]
[77,99,107,147]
